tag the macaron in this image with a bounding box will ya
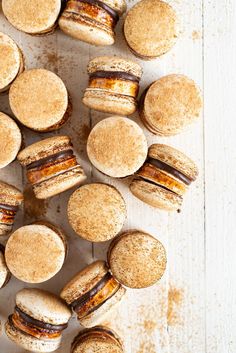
[5,288,71,353]
[0,32,24,93]
[130,144,198,211]
[5,222,67,283]
[9,69,72,132]
[71,326,124,353]
[108,230,167,288]
[67,183,126,242]
[0,180,23,236]
[83,56,142,115]
[0,244,11,289]
[139,74,202,136]
[124,0,178,60]
[0,112,22,169]
[59,0,126,46]
[17,136,86,199]
[87,117,148,178]
[2,0,61,35]
[60,260,126,328]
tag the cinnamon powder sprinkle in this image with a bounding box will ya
[167,286,184,326]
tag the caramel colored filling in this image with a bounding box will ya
[0,204,18,225]
[89,77,139,98]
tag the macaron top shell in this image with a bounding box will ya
[87,117,148,178]
[0,247,9,288]
[0,181,23,206]
[143,74,202,135]
[87,56,142,79]
[108,231,167,288]
[67,183,126,242]
[60,261,108,304]
[0,112,22,169]
[0,32,22,91]
[16,288,71,325]
[124,0,177,58]
[9,69,68,131]
[101,0,127,15]
[2,0,61,34]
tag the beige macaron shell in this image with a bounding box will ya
[143,74,202,135]
[5,319,61,353]
[0,181,23,206]
[68,184,126,242]
[16,288,71,325]
[5,224,66,283]
[60,261,108,304]
[87,117,148,178]
[102,0,127,15]
[149,144,199,181]
[108,231,167,288]
[0,250,9,288]
[87,56,142,78]
[73,337,123,353]
[9,69,68,131]
[0,112,22,169]
[2,0,61,34]
[0,32,22,91]
[124,0,177,58]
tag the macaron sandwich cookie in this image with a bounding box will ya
[130,144,198,211]
[59,0,126,46]
[71,326,124,353]
[0,245,11,289]
[108,230,167,288]
[0,32,24,93]
[87,117,148,178]
[5,222,67,283]
[83,56,142,115]
[9,69,72,132]
[0,112,22,169]
[140,74,202,136]
[0,181,23,236]
[60,260,126,328]
[17,136,86,199]
[124,0,178,60]
[2,0,61,35]
[5,288,71,352]
[68,183,126,242]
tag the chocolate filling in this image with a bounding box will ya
[90,71,140,83]
[0,244,5,253]
[26,149,74,170]
[15,306,68,332]
[148,158,192,185]
[0,203,18,212]
[78,0,119,24]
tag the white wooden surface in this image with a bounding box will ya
[0,0,235,352]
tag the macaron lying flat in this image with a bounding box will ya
[83,56,142,115]
[140,74,202,136]
[59,0,126,46]
[5,288,71,353]
[130,144,198,211]
[87,117,148,178]
[0,112,22,169]
[68,183,126,242]
[9,69,72,132]
[71,326,124,353]
[0,245,11,289]
[5,222,67,283]
[108,230,167,288]
[2,0,61,35]
[124,0,177,60]
[0,181,23,236]
[17,136,86,199]
[0,32,24,93]
[60,261,126,328]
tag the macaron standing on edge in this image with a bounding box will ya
[87,116,148,178]
[130,144,199,211]
[5,288,72,353]
[17,136,86,199]
[60,260,126,328]
[2,0,61,35]
[0,181,23,236]
[83,56,142,115]
[59,0,127,46]
[9,69,72,132]
[0,244,11,289]
[124,0,178,60]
